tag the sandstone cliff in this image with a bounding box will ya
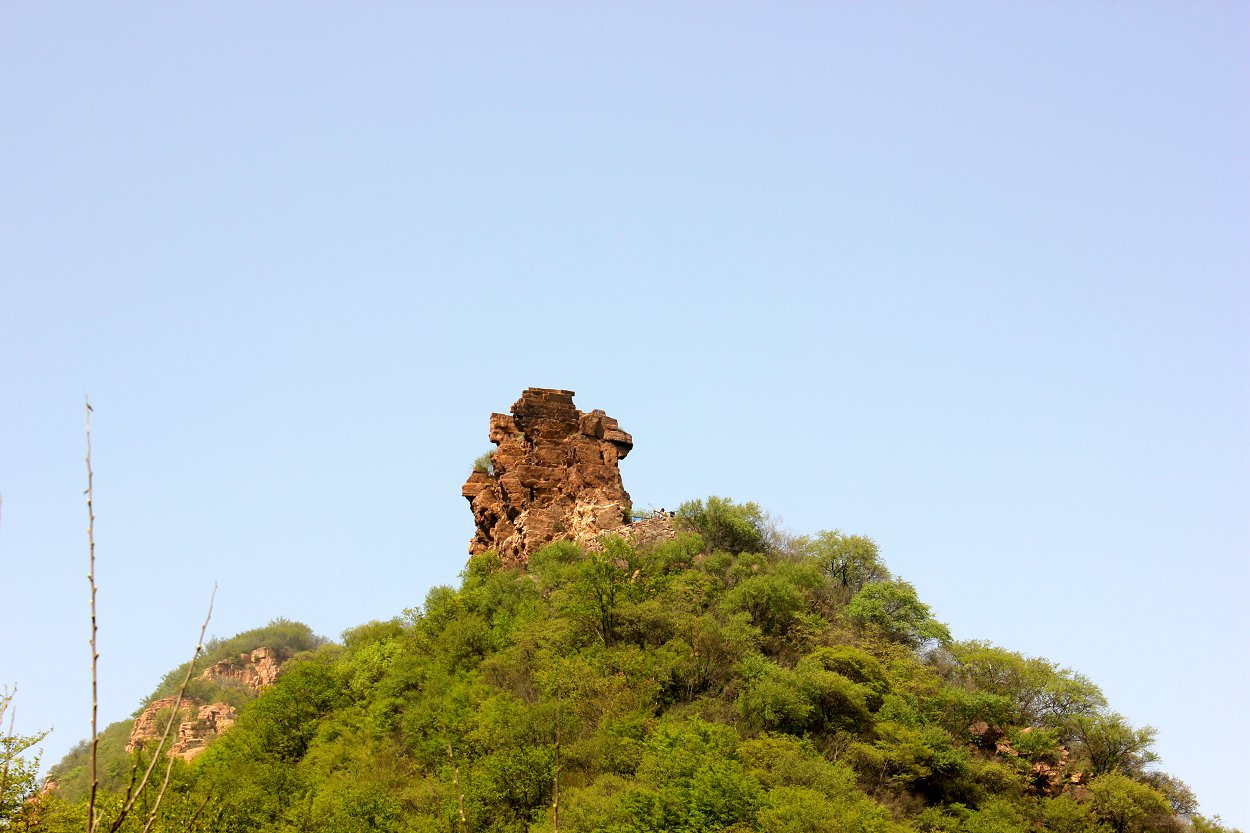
[199,647,281,694]
[462,388,635,567]
[125,646,282,760]
[125,697,237,761]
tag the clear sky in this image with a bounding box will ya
[1,2,1247,827]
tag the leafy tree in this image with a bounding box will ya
[724,573,806,639]
[946,641,1105,734]
[1,688,49,826]
[677,497,769,554]
[1073,712,1159,777]
[736,653,814,734]
[1087,773,1173,833]
[800,530,892,601]
[1141,771,1199,818]
[845,579,952,648]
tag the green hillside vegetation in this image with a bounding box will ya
[43,619,325,805]
[12,498,1239,833]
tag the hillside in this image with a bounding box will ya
[6,390,1240,833]
[11,497,1235,833]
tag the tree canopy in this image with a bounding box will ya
[32,498,1238,833]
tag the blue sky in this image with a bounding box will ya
[1,2,1247,826]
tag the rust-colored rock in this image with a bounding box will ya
[126,697,197,755]
[463,388,634,568]
[127,698,238,760]
[199,647,281,694]
[126,647,281,759]
[174,702,238,761]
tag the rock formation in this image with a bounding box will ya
[173,702,237,761]
[126,697,237,761]
[126,647,280,760]
[463,388,635,567]
[126,697,194,754]
[199,647,281,694]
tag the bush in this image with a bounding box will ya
[677,497,768,554]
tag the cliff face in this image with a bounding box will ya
[462,388,634,568]
[126,698,237,761]
[199,647,281,693]
[125,647,282,760]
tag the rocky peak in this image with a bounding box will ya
[462,388,634,567]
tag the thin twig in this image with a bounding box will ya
[0,691,17,817]
[105,585,216,833]
[445,735,467,833]
[86,398,99,833]
[140,584,216,833]
[179,791,213,833]
[552,693,561,833]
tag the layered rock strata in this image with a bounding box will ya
[126,698,238,761]
[199,647,281,694]
[126,646,281,760]
[463,388,634,568]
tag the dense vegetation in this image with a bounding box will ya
[40,619,325,806]
[6,499,1238,833]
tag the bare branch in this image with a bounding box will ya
[86,397,99,833]
[105,585,216,833]
[0,690,16,816]
[140,584,217,833]
[445,735,468,833]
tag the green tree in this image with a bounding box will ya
[1,688,49,826]
[1087,773,1173,833]
[801,530,891,601]
[946,641,1105,734]
[1073,713,1159,777]
[845,580,951,648]
[677,497,769,554]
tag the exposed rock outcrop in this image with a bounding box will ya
[126,647,280,760]
[174,702,237,761]
[126,697,196,757]
[463,388,634,568]
[588,512,680,552]
[199,647,281,694]
[128,698,238,761]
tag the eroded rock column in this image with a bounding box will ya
[462,388,633,568]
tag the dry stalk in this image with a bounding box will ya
[445,736,468,833]
[83,401,218,832]
[138,584,216,833]
[0,691,16,814]
[85,398,99,833]
[102,585,216,833]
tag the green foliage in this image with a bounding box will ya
[472,450,495,474]
[40,496,1209,833]
[1073,712,1160,777]
[677,496,769,554]
[1,688,49,826]
[1087,773,1174,833]
[799,529,892,601]
[846,579,952,648]
[945,640,1106,736]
